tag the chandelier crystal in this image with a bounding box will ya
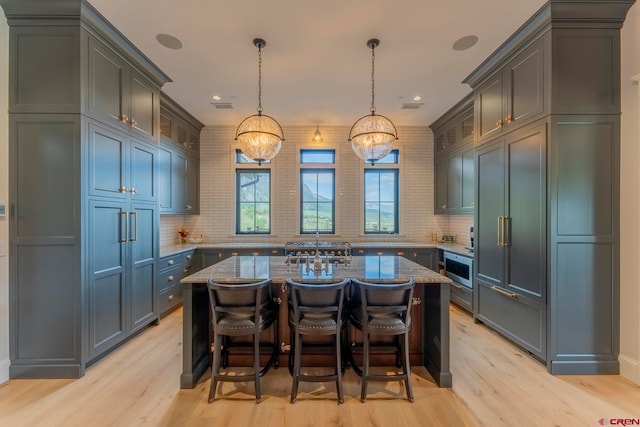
[235,38,284,165]
[348,39,398,165]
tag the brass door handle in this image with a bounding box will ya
[129,211,137,242]
[130,118,138,127]
[120,114,129,123]
[490,285,517,299]
[119,211,128,243]
[505,114,513,124]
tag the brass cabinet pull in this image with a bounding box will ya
[186,255,192,260]
[130,118,137,127]
[168,259,174,265]
[130,187,137,194]
[119,211,128,243]
[490,285,517,299]
[120,114,129,123]
[281,284,288,293]
[167,275,174,282]
[496,119,503,128]
[119,186,127,193]
[168,294,174,301]
[442,204,448,210]
[505,114,513,123]
[497,216,503,246]
[412,297,422,306]
[450,281,463,290]
[504,216,511,247]
[280,342,291,352]
[129,211,137,242]
[230,252,238,257]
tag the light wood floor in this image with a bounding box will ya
[1,305,638,427]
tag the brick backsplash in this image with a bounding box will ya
[160,125,465,247]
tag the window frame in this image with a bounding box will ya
[235,168,271,235]
[363,168,399,234]
[299,168,336,235]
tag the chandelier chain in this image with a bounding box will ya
[257,43,263,114]
[370,46,376,114]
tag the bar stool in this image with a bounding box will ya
[286,277,350,403]
[348,277,416,402]
[206,278,279,403]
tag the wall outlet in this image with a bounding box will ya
[0,204,5,216]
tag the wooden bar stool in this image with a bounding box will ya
[348,278,416,402]
[206,278,279,403]
[286,277,350,403]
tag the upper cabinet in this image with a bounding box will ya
[159,92,204,215]
[473,36,548,145]
[430,94,475,215]
[87,37,160,142]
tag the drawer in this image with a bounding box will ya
[159,254,182,270]
[158,265,182,293]
[158,281,182,314]
[450,282,473,312]
[476,282,546,360]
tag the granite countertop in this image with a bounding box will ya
[160,241,475,259]
[181,255,451,285]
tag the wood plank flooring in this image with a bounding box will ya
[0,305,638,426]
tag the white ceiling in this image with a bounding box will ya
[88,0,546,127]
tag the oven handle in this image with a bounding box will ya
[450,281,463,290]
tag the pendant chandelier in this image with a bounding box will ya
[235,38,284,165]
[348,39,398,165]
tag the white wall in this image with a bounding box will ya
[0,8,10,384]
[619,1,640,385]
[160,125,472,247]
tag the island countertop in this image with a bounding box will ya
[181,255,452,285]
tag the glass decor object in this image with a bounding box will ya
[349,39,398,165]
[235,38,284,165]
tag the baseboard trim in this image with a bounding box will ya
[619,354,640,385]
[549,359,619,375]
[0,358,9,384]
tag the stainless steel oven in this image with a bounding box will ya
[443,251,473,289]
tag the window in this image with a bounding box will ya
[236,170,270,234]
[236,149,271,164]
[365,149,399,165]
[300,149,335,164]
[300,169,335,234]
[364,169,398,234]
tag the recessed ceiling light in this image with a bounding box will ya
[452,35,479,51]
[413,95,422,101]
[156,33,183,50]
[212,95,221,101]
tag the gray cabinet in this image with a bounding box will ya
[431,95,475,215]
[464,0,631,374]
[157,250,195,315]
[474,122,547,360]
[474,36,547,145]
[2,0,170,378]
[87,36,159,142]
[158,93,203,215]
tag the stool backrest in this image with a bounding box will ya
[286,278,350,325]
[350,278,416,327]
[206,278,273,329]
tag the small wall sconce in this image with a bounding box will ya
[311,125,324,143]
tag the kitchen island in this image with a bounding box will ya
[179,255,453,389]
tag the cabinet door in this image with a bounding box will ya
[475,74,504,144]
[88,200,127,359]
[129,203,157,332]
[505,124,546,301]
[172,152,188,214]
[87,37,128,130]
[158,145,173,212]
[504,39,545,129]
[475,140,505,289]
[460,146,475,212]
[446,154,462,212]
[129,69,158,142]
[435,157,449,214]
[88,121,127,199]
[186,155,199,214]
[129,139,157,202]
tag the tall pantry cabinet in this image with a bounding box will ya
[1,0,171,377]
[466,0,634,374]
